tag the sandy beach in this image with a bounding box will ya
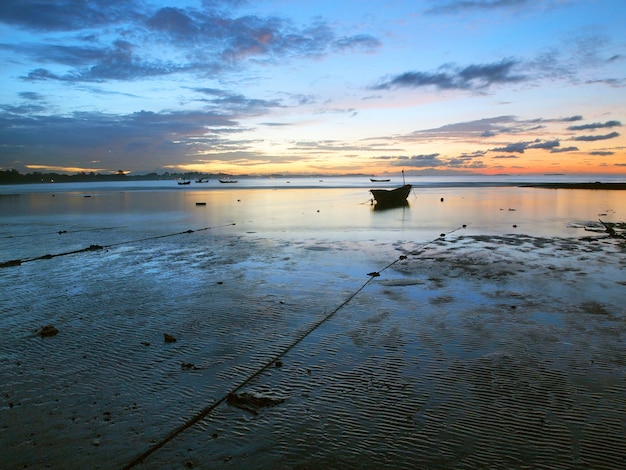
[1,182,625,469]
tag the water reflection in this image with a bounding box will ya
[371,200,410,211]
[1,184,623,242]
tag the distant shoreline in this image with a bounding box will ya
[518,182,626,190]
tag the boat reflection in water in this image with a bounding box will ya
[371,198,410,211]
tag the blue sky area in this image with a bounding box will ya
[1,0,625,175]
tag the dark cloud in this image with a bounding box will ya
[567,120,621,131]
[20,40,194,82]
[0,0,134,31]
[375,152,486,169]
[4,2,379,84]
[528,140,560,150]
[491,142,528,153]
[490,139,561,154]
[562,115,584,122]
[573,132,620,142]
[18,91,45,100]
[0,108,240,170]
[550,146,579,153]
[493,155,519,159]
[372,59,524,91]
[447,156,486,168]
[191,87,283,114]
[590,151,614,156]
[403,116,519,139]
[390,154,444,167]
[425,0,531,15]
[142,9,379,64]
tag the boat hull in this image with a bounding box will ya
[370,184,412,206]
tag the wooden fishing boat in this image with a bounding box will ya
[219,178,238,183]
[370,184,412,206]
[177,180,191,185]
[370,178,390,182]
[370,170,411,206]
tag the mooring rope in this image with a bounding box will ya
[122,222,468,468]
[0,223,236,268]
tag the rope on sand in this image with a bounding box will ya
[122,222,468,469]
[0,223,237,268]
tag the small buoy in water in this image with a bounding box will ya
[440,233,446,237]
[462,224,467,228]
[195,202,206,206]
[513,224,517,228]
[440,197,444,202]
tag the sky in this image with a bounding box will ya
[1,0,625,176]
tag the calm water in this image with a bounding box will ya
[1,176,624,257]
[2,176,625,468]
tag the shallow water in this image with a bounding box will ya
[1,180,625,469]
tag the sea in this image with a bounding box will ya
[1,174,625,469]
[2,175,625,250]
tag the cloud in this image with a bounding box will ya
[399,115,521,140]
[20,40,193,82]
[0,107,241,171]
[6,2,380,84]
[388,154,444,167]
[528,140,560,150]
[18,91,45,100]
[589,151,614,156]
[573,132,620,142]
[490,139,560,153]
[191,87,283,115]
[372,59,524,91]
[0,0,133,31]
[550,146,578,153]
[426,0,530,15]
[491,142,528,154]
[567,120,621,131]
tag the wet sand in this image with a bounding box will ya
[1,221,625,469]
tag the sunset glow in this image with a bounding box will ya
[1,0,624,176]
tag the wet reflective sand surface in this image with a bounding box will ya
[1,182,625,469]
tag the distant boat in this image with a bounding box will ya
[219,178,238,183]
[195,178,209,183]
[177,180,191,185]
[370,178,390,182]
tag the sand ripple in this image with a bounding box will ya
[1,232,625,469]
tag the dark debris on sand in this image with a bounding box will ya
[36,325,59,337]
[226,392,284,415]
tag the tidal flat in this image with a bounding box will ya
[1,180,625,469]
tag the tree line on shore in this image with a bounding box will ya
[0,169,214,184]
